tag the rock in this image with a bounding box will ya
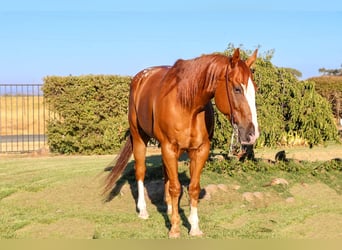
[253,192,264,200]
[243,192,266,203]
[205,184,219,194]
[217,184,228,192]
[242,192,254,202]
[231,185,241,190]
[202,193,211,201]
[264,178,289,187]
[213,155,225,161]
[285,197,295,203]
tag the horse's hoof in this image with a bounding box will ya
[138,210,149,220]
[168,230,180,239]
[189,229,204,237]
[168,226,181,238]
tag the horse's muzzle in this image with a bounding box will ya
[239,123,259,145]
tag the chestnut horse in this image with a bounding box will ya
[104,48,259,238]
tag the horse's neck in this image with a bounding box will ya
[213,79,230,116]
[190,89,215,114]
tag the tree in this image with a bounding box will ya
[280,67,302,78]
[308,75,342,123]
[318,65,342,76]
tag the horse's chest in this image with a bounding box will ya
[157,111,208,149]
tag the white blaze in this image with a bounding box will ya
[243,78,259,141]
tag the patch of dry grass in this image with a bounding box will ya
[0,96,49,136]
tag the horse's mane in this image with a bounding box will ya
[163,54,229,109]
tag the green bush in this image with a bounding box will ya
[42,75,131,154]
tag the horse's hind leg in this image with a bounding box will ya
[131,130,150,219]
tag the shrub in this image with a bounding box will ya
[42,75,131,154]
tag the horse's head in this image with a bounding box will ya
[215,48,259,145]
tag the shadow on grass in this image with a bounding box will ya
[103,153,206,233]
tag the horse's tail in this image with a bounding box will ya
[103,135,133,194]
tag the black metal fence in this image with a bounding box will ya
[0,84,48,153]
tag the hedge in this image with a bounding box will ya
[42,75,131,154]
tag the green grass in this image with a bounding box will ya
[0,152,341,239]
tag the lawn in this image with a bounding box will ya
[0,144,341,239]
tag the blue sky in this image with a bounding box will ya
[1,0,342,83]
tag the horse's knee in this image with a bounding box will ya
[169,181,181,197]
[135,164,146,181]
[189,182,201,199]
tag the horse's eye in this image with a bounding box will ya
[234,87,242,94]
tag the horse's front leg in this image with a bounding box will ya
[163,149,185,215]
[161,143,181,238]
[188,141,210,236]
[162,162,172,215]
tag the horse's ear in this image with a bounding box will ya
[231,48,240,67]
[246,49,258,68]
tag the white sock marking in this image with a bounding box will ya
[188,206,203,235]
[137,180,148,219]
